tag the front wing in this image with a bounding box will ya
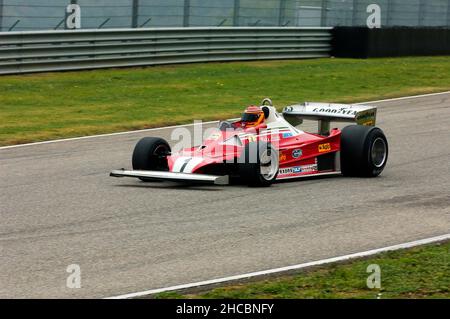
[110,169,229,185]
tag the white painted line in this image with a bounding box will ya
[106,233,450,299]
[0,120,222,150]
[1,90,449,151]
[356,90,450,104]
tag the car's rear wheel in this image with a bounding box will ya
[239,141,279,187]
[132,137,171,181]
[341,125,388,177]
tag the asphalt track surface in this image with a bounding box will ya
[1,93,449,298]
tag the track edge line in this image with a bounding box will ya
[105,233,450,299]
[1,90,449,150]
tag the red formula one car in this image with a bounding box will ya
[111,98,388,186]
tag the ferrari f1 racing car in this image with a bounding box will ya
[110,99,388,187]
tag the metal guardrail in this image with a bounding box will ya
[0,27,332,75]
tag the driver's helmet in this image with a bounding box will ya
[240,106,264,128]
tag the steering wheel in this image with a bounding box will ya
[261,98,273,106]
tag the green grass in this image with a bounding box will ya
[155,241,450,299]
[1,57,450,146]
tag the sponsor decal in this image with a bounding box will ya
[312,107,357,116]
[239,130,287,142]
[360,120,375,126]
[278,164,317,175]
[279,167,300,175]
[356,111,376,121]
[299,164,318,173]
[292,149,302,158]
[356,111,376,126]
[292,167,302,173]
[279,153,287,161]
[282,132,293,138]
[318,143,331,153]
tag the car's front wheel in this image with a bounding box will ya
[238,141,279,187]
[340,125,388,177]
[132,137,171,181]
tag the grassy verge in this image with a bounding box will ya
[156,241,450,299]
[1,56,450,146]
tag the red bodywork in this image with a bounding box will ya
[166,124,341,181]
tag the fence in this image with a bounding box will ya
[0,27,332,75]
[317,0,450,27]
[0,0,449,32]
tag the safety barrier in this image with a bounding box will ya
[0,27,332,75]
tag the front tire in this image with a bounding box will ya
[238,141,279,187]
[132,137,171,181]
[341,125,388,177]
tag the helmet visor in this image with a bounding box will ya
[241,113,261,123]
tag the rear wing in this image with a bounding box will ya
[282,102,377,135]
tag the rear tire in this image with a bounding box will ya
[132,137,171,181]
[341,125,388,177]
[238,141,279,187]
